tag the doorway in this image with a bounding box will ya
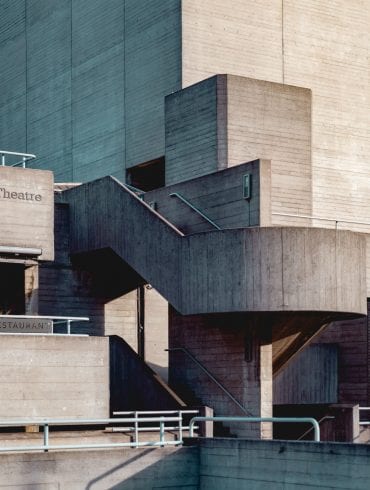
[0,263,25,314]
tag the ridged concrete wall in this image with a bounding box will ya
[182,1,370,230]
[0,0,181,181]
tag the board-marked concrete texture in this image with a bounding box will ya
[0,166,54,260]
[0,335,109,419]
[63,176,366,316]
[165,75,312,227]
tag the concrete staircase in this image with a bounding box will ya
[62,176,365,374]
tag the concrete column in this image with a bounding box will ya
[25,264,39,314]
[242,327,272,439]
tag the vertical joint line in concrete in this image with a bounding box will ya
[25,0,28,152]
[123,0,127,180]
[281,228,285,308]
[281,0,285,84]
[70,0,74,181]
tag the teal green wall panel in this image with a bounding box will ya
[72,0,124,67]
[0,0,24,44]
[125,0,182,168]
[0,95,26,152]
[0,0,182,182]
[25,0,72,179]
[72,43,125,181]
[0,32,26,104]
[0,1,26,154]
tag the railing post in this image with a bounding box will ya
[189,418,195,438]
[134,411,138,448]
[178,411,183,443]
[159,417,165,446]
[1,154,4,166]
[43,423,49,452]
[67,320,71,335]
[22,156,26,168]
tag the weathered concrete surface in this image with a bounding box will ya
[38,203,139,341]
[145,159,272,234]
[165,76,311,226]
[63,176,366,317]
[109,336,184,413]
[274,344,338,404]
[182,1,370,233]
[0,446,198,489]
[196,438,370,489]
[1,438,370,489]
[0,335,109,419]
[0,167,54,260]
[144,287,169,382]
[169,309,272,439]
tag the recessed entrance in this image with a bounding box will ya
[126,158,165,191]
[0,263,25,314]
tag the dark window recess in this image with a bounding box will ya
[0,264,25,314]
[126,158,165,192]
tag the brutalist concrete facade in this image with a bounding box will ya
[0,0,369,445]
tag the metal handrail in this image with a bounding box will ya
[112,410,200,441]
[272,212,370,229]
[189,416,321,442]
[113,410,199,416]
[166,347,253,416]
[169,192,222,230]
[0,315,89,335]
[297,415,335,441]
[359,407,370,425]
[0,150,36,168]
[112,177,184,237]
[122,182,145,198]
[0,416,189,452]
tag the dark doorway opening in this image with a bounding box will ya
[0,263,25,314]
[126,158,165,192]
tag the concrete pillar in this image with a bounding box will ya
[25,264,39,314]
[240,326,272,439]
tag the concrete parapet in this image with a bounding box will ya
[0,334,109,420]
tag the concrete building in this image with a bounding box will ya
[0,0,370,487]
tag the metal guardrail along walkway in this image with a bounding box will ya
[0,150,36,168]
[189,416,321,442]
[0,413,322,453]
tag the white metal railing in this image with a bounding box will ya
[0,415,198,453]
[359,407,370,426]
[272,212,370,231]
[112,410,199,443]
[189,416,321,442]
[0,151,36,168]
[0,315,89,335]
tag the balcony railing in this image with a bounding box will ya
[0,150,36,168]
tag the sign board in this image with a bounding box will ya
[0,167,54,261]
[0,317,52,334]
